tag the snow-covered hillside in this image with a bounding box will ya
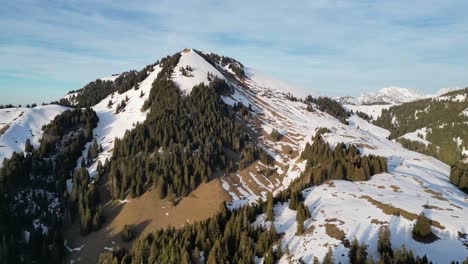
[59,49,467,263]
[0,105,68,164]
[213,63,467,263]
[77,65,162,175]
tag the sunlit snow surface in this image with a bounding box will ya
[0,105,68,164]
[220,68,467,263]
[57,50,467,262]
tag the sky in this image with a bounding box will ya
[1,0,468,105]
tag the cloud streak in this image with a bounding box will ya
[1,0,468,104]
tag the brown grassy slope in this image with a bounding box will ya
[65,179,227,263]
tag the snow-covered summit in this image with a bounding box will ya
[357,86,424,105]
[173,49,226,94]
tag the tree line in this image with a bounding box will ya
[57,62,158,108]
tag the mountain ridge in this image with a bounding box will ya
[1,49,467,263]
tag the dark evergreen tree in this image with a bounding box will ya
[266,192,274,221]
[413,212,432,239]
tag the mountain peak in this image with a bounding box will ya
[358,86,424,105]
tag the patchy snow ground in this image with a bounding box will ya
[216,65,467,262]
[0,105,68,165]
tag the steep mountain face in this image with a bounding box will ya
[1,49,467,263]
[213,63,467,263]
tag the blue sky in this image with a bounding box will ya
[1,0,468,105]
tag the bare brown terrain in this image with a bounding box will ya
[65,179,227,263]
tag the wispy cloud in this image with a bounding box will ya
[1,0,468,104]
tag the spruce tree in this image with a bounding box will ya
[266,192,274,221]
[377,226,392,257]
[323,247,335,264]
[413,212,432,239]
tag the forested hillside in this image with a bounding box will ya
[108,53,254,201]
[1,49,467,264]
[96,138,450,264]
[372,88,468,192]
[58,63,158,108]
[0,108,98,263]
[374,88,468,165]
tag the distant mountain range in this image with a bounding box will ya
[336,86,458,105]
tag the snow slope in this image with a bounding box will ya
[173,49,225,94]
[72,64,162,185]
[216,66,467,263]
[0,105,68,164]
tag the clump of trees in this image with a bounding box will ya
[300,135,388,184]
[121,225,134,242]
[309,96,350,124]
[196,50,245,79]
[274,134,387,210]
[270,129,281,141]
[179,65,193,77]
[295,202,311,235]
[70,168,103,235]
[412,212,433,240]
[450,161,468,193]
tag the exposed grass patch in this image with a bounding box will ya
[0,124,10,135]
[424,189,448,201]
[360,195,445,230]
[324,223,346,241]
[390,185,403,192]
[371,219,388,225]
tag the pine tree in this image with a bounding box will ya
[349,238,368,264]
[296,202,310,235]
[266,192,274,221]
[413,212,432,239]
[323,247,335,264]
[289,191,299,210]
[25,138,33,153]
[377,226,392,257]
[121,225,133,242]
